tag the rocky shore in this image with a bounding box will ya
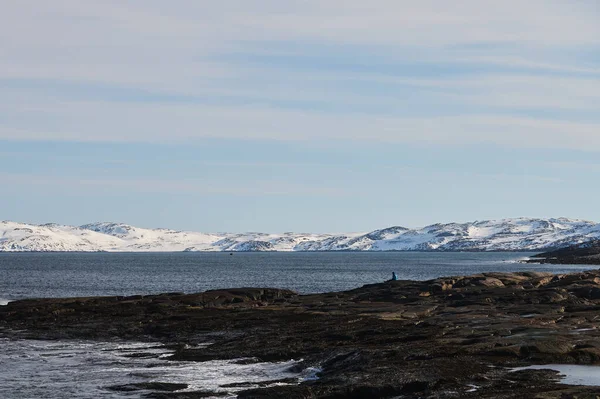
[528,241,600,265]
[4,270,600,398]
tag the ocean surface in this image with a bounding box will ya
[0,252,597,398]
[0,251,596,302]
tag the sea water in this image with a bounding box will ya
[0,251,595,301]
[512,364,600,386]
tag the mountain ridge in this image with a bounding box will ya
[2,218,600,252]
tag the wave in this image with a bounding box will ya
[0,298,12,306]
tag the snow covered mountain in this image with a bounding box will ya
[1,218,600,252]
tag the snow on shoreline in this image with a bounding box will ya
[1,218,599,253]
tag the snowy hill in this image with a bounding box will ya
[1,218,600,252]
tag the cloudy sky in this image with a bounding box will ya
[1,1,599,232]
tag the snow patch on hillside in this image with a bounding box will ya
[1,218,600,252]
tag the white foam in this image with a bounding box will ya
[0,339,316,398]
[0,299,12,306]
[300,366,322,381]
[512,364,600,386]
[466,384,480,392]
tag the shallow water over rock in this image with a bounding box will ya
[0,338,312,398]
[512,364,600,386]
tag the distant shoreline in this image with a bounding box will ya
[0,249,542,253]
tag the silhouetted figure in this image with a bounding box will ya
[391,272,398,281]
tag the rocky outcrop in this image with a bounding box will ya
[528,240,600,265]
[5,271,600,397]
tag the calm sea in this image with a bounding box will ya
[0,251,595,302]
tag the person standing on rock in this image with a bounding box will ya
[391,272,398,281]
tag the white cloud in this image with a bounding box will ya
[2,1,598,82]
[0,171,345,197]
[0,0,598,148]
[1,94,598,150]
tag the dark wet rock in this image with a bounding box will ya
[8,272,600,397]
[122,352,163,359]
[145,391,228,398]
[107,382,188,392]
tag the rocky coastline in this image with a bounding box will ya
[4,270,600,398]
[527,241,600,265]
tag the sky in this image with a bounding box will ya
[1,0,599,233]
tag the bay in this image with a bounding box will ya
[0,252,595,301]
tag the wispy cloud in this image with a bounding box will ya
[1,97,598,151]
[0,0,598,149]
[0,172,346,197]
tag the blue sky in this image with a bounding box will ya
[1,1,599,232]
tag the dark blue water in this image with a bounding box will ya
[0,252,595,301]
